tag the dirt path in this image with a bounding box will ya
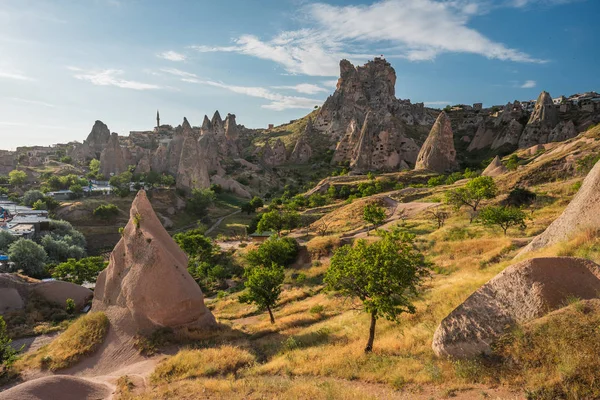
[206,209,241,235]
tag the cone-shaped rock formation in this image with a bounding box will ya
[414,112,458,173]
[481,155,508,177]
[92,190,216,334]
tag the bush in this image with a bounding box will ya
[51,257,107,285]
[23,190,45,207]
[93,204,120,220]
[8,239,47,278]
[246,237,299,268]
[186,189,216,218]
[65,298,76,315]
[0,230,16,253]
[8,170,26,186]
[504,187,537,207]
[427,175,446,187]
[0,316,19,378]
[41,235,85,264]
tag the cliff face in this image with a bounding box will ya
[518,91,560,148]
[100,132,127,177]
[313,58,433,171]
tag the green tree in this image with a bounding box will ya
[249,196,264,210]
[256,210,300,236]
[8,239,47,278]
[0,231,16,253]
[363,203,386,234]
[0,316,20,377]
[308,193,328,208]
[445,176,498,222]
[23,190,45,207]
[88,159,102,179]
[160,173,175,187]
[174,229,215,260]
[186,189,216,218]
[32,199,48,210]
[478,206,527,235]
[246,237,299,268]
[506,154,520,171]
[69,184,84,199]
[109,171,133,197]
[51,257,107,285]
[325,230,430,352]
[93,204,120,220]
[239,263,285,324]
[8,170,26,187]
[60,156,73,164]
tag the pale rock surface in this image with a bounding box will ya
[519,158,600,255]
[176,119,211,194]
[481,155,508,177]
[518,91,560,148]
[414,112,458,173]
[100,132,127,177]
[211,175,252,199]
[92,190,216,334]
[433,257,600,358]
[32,280,93,310]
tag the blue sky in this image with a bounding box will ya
[0,0,598,149]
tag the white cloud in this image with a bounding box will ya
[272,83,329,94]
[188,79,320,110]
[521,80,536,88]
[70,68,161,90]
[6,97,55,108]
[0,70,34,81]
[160,68,197,78]
[322,79,339,88]
[424,101,453,106]
[157,51,187,62]
[192,0,549,76]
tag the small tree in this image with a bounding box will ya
[325,230,430,352]
[257,210,300,236]
[249,196,264,210]
[8,170,27,187]
[478,206,527,235]
[186,189,216,218]
[23,190,45,207]
[239,263,285,324]
[0,316,20,377]
[51,257,107,285]
[0,231,16,253]
[109,171,133,198]
[428,207,450,229]
[246,237,299,268]
[445,176,497,222]
[8,239,47,278]
[363,203,386,235]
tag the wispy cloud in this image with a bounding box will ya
[189,80,320,110]
[0,70,34,81]
[69,68,161,90]
[272,83,329,94]
[520,80,537,88]
[5,97,55,108]
[192,0,552,76]
[322,79,339,88]
[160,68,197,78]
[157,51,187,62]
[424,101,453,106]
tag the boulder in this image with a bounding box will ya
[432,257,600,359]
[32,281,93,310]
[0,375,111,400]
[414,112,458,173]
[92,190,216,334]
[519,158,600,255]
[481,155,508,177]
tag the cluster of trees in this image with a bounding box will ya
[174,227,242,295]
[40,174,88,196]
[240,196,264,215]
[2,220,88,278]
[22,190,61,211]
[50,256,107,285]
[186,189,216,218]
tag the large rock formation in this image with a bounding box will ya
[518,91,560,148]
[211,175,251,199]
[481,155,508,177]
[432,257,600,359]
[92,190,216,334]
[0,150,16,175]
[71,120,112,161]
[519,158,600,255]
[262,139,286,166]
[317,58,432,171]
[100,132,127,177]
[176,122,211,194]
[290,119,314,164]
[414,112,458,173]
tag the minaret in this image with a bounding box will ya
[156,110,160,129]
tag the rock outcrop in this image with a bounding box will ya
[519,158,600,255]
[518,91,560,148]
[71,120,112,161]
[100,132,127,177]
[481,155,508,177]
[0,150,16,175]
[414,112,458,173]
[290,122,313,164]
[432,257,600,359]
[211,175,252,199]
[92,190,216,334]
[317,58,432,171]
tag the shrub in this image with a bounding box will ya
[246,237,299,268]
[8,170,27,186]
[186,189,215,218]
[0,230,16,253]
[8,239,47,278]
[23,190,45,207]
[309,305,325,314]
[93,204,119,220]
[504,187,536,207]
[478,206,527,235]
[65,298,76,315]
[0,316,20,378]
[51,257,107,285]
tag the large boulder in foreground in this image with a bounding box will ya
[414,112,458,173]
[432,257,600,359]
[519,159,600,255]
[92,190,215,334]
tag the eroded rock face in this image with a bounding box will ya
[414,112,458,173]
[100,132,127,177]
[0,150,16,175]
[211,175,251,198]
[176,122,211,194]
[290,120,314,164]
[548,120,577,143]
[481,155,508,177]
[317,58,432,171]
[92,190,215,334]
[432,257,600,359]
[519,158,600,255]
[518,91,560,148]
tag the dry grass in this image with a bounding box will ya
[16,312,109,371]
[306,235,342,259]
[310,197,392,234]
[151,346,255,383]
